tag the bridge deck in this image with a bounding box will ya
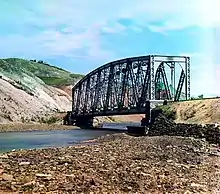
[73,100,167,117]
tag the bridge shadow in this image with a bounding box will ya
[79,125,127,132]
[78,125,148,137]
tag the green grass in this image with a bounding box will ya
[0,58,84,87]
[160,105,176,120]
[156,83,186,100]
[39,77,73,86]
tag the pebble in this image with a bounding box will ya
[0,154,8,159]
[2,173,13,181]
[24,181,36,186]
[191,183,205,187]
[19,161,30,165]
[35,173,52,177]
[0,133,219,193]
[149,115,220,145]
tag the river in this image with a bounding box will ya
[0,122,140,153]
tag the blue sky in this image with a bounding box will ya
[0,0,219,97]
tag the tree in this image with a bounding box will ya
[198,94,204,99]
[38,60,44,64]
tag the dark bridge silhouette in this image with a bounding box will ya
[68,55,190,127]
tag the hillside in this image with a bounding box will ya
[0,58,83,86]
[0,58,84,123]
[169,98,220,124]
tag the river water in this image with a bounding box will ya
[0,122,140,153]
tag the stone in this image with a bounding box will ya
[0,132,219,193]
[23,181,36,186]
[19,161,30,165]
[2,173,13,181]
[149,115,220,145]
[0,154,8,159]
[0,169,4,174]
[36,173,52,177]
[191,183,205,187]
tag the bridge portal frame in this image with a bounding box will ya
[149,55,190,101]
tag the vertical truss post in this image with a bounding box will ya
[93,70,101,110]
[185,57,190,100]
[105,65,114,109]
[83,77,90,112]
[72,88,75,111]
[187,57,190,100]
[76,84,82,114]
[101,69,108,108]
[139,63,150,106]
[150,55,155,100]
[174,63,176,99]
[119,62,129,108]
[170,62,175,100]
[90,76,95,109]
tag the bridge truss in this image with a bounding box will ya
[71,55,190,124]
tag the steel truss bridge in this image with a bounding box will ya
[70,55,190,127]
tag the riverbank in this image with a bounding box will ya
[0,133,219,193]
[0,123,78,132]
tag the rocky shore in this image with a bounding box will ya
[150,115,220,145]
[0,123,77,132]
[0,133,219,193]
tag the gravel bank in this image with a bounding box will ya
[0,123,77,132]
[150,115,220,145]
[0,133,219,193]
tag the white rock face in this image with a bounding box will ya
[0,75,72,123]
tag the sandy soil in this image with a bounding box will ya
[58,85,73,97]
[94,114,145,124]
[171,98,220,124]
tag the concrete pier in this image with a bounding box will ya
[127,126,148,135]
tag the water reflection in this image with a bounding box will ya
[0,129,119,153]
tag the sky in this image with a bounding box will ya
[0,0,219,97]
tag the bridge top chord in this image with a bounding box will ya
[74,55,189,88]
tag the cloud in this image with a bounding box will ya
[28,0,220,36]
[176,52,217,97]
[133,0,220,32]
[1,0,219,60]
[0,0,219,99]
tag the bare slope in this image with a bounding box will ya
[171,98,220,124]
[0,58,83,123]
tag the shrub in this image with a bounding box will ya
[39,116,60,124]
[160,105,176,120]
